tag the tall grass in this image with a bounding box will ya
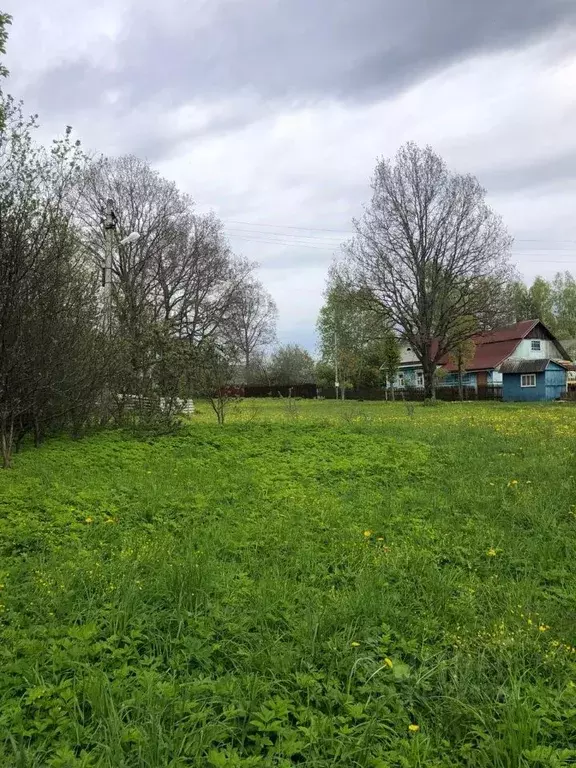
[0,401,575,766]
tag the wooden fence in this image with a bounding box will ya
[243,384,319,399]
[242,385,502,402]
[116,395,195,414]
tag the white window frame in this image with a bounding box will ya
[416,371,424,388]
[520,373,537,388]
[531,340,541,351]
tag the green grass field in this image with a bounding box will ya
[1,400,576,767]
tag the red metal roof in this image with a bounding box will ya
[441,339,520,372]
[470,319,538,345]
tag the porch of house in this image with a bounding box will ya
[396,366,502,391]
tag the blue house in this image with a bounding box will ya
[499,359,573,401]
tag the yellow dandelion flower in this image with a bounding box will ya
[507,479,519,487]
[85,516,93,524]
[384,657,393,668]
[486,548,497,557]
[408,724,420,733]
[351,641,360,647]
[363,530,373,537]
[539,624,550,632]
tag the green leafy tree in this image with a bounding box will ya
[529,277,555,329]
[381,334,401,399]
[315,361,335,389]
[552,272,576,340]
[507,273,576,342]
[447,338,476,401]
[269,345,315,386]
[0,12,11,78]
[0,12,12,129]
[317,275,389,394]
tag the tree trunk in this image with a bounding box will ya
[422,361,436,400]
[390,382,395,401]
[458,366,464,401]
[33,415,42,447]
[1,415,14,469]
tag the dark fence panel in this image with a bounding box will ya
[323,386,502,401]
[242,384,502,401]
[322,387,387,401]
[243,384,318,398]
[400,386,502,401]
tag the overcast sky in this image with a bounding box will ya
[4,0,576,350]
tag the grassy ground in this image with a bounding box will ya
[1,400,576,767]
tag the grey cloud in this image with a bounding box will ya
[23,0,576,121]
[479,150,576,195]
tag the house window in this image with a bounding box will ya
[397,373,404,388]
[520,374,537,388]
[416,371,424,388]
[531,340,541,351]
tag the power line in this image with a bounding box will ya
[228,235,336,251]
[225,219,354,234]
[515,238,576,244]
[226,231,575,251]
[226,228,344,244]
[225,219,576,244]
[226,228,345,244]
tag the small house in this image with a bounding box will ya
[499,359,573,401]
[396,320,572,393]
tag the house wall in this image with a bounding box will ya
[442,372,477,388]
[544,364,567,400]
[395,366,422,388]
[399,344,419,365]
[503,372,546,401]
[509,339,562,360]
[503,364,567,401]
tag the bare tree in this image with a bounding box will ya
[154,213,254,344]
[344,143,512,398]
[194,342,239,425]
[223,278,277,383]
[75,157,256,413]
[76,154,190,330]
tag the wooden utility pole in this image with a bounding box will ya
[102,198,116,335]
[334,329,339,401]
[100,199,117,423]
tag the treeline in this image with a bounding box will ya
[0,15,278,463]
[508,275,576,351]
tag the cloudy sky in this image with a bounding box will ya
[4,0,576,350]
